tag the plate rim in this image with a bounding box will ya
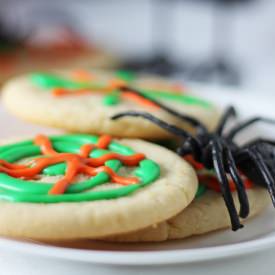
[1,232,275,265]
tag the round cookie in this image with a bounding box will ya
[0,134,197,240]
[102,187,269,242]
[2,70,220,139]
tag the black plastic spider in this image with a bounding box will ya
[111,87,275,231]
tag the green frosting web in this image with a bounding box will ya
[30,72,212,109]
[0,134,160,203]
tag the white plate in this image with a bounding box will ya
[0,87,275,275]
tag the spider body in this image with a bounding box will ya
[111,87,275,231]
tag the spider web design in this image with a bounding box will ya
[0,135,145,195]
[30,72,210,109]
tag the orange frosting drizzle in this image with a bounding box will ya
[121,91,159,108]
[184,155,205,170]
[184,155,253,192]
[52,88,91,97]
[52,86,160,109]
[52,79,124,95]
[198,174,253,193]
[72,69,95,82]
[51,71,161,109]
[0,135,145,195]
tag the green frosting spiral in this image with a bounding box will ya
[0,135,160,203]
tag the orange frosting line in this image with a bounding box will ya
[0,160,27,169]
[0,135,145,195]
[48,157,79,195]
[79,144,95,157]
[72,69,95,82]
[85,153,145,166]
[121,92,159,108]
[184,155,204,170]
[51,75,161,109]
[52,86,159,109]
[171,84,185,93]
[96,135,112,149]
[35,134,58,155]
[52,88,91,97]
[198,174,253,193]
[51,79,124,96]
[185,155,253,192]
[107,79,126,90]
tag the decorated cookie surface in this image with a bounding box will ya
[2,70,220,139]
[0,134,197,240]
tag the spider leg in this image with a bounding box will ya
[227,117,275,140]
[112,111,202,159]
[237,148,275,207]
[241,138,275,148]
[120,86,208,136]
[215,106,237,135]
[112,111,194,139]
[224,145,249,218]
[211,138,243,230]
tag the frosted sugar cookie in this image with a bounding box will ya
[2,70,220,139]
[0,134,197,240]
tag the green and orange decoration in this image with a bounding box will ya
[0,134,160,203]
[30,70,212,109]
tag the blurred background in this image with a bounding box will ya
[0,0,275,91]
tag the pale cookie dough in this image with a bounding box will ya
[0,137,198,241]
[103,187,269,242]
[2,71,220,139]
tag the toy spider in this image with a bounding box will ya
[111,87,275,231]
